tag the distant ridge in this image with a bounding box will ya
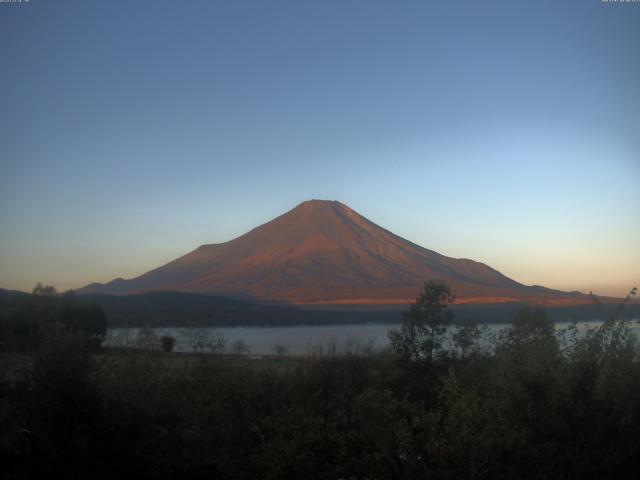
[78,291,639,327]
[80,200,591,305]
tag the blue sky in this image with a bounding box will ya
[1,0,638,296]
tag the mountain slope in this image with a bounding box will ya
[80,200,587,305]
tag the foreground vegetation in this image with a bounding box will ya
[1,283,639,479]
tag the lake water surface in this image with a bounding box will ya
[107,320,640,356]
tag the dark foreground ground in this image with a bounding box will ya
[2,312,640,480]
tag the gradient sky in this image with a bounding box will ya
[1,0,638,296]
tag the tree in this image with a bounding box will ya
[1,290,108,352]
[160,335,176,353]
[272,343,288,357]
[388,280,455,361]
[501,305,557,352]
[181,327,211,353]
[59,304,107,350]
[32,283,57,296]
[207,331,227,356]
[493,306,562,429]
[231,338,249,356]
[453,319,482,358]
[136,326,158,350]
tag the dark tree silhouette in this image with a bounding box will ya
[160,335,176,353]
[388,280,455,361]
[32,283,57,296]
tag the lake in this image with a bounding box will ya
[106,319,640,356]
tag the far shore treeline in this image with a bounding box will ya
[2,285,638,329]
[1,282,639,478]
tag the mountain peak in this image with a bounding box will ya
[298,199,343,206]
[291,199,351,215]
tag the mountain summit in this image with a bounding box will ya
[80,200,585,305]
